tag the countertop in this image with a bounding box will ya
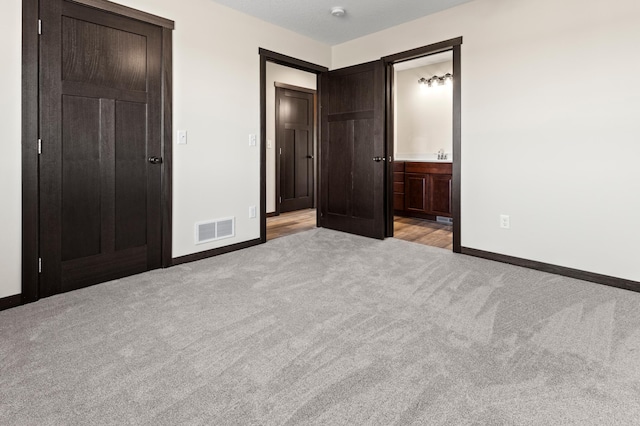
[394,157,452,163]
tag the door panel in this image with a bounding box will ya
[115,101,149,250]
[39,0,163,296]
[62,16,148,92]
[61,95,102,261]
[326,120,350,216]
[293,130,310,198]
[277,87,314,213]
[352,119,375,219]
[320,61,386,239]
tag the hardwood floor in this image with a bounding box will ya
[267,209,453,250]
[267,209,317,240]
[393,216,453,250]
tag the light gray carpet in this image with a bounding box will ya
[2,228,640,425]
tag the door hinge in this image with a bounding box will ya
[279,148,282,155]
[38,258,42,273]
[38,20,42,35]
[37,139,42,155]
[279,196,282,203]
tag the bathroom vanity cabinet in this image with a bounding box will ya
[393,161,452,219]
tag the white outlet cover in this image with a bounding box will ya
[267,139,272,149]
[177,130,187,145]
[249,205,257,218]
[249,134,257,146]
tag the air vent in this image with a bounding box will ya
[436,216,453,225]
[195,217,235,244]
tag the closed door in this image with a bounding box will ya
[320,61,386,239]
[276,87,314,213]
[39,0,164,296]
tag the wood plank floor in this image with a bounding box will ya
[267,209,453,250]
[266,209,318,241]
[393,216,453,250]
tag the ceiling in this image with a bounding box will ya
[211,0,475,45]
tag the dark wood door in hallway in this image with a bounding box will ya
[277,86,315,213]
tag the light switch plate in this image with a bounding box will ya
[267,139,273,149]
[249,134,257,146]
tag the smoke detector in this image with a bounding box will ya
[331,7,346,17]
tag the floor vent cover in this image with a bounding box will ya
[195,217,235,244]
[436,216,453,225]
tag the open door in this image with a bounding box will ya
[319,60,386,239]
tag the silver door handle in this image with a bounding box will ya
[373,156,386,162]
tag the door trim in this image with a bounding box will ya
[382,37,463,253]
[21,0,174,304]
[258,49,328,242]
[274,83,317,216]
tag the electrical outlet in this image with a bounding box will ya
[500,214,510,229]
[177,130,187,145]
[267,139,272,149]
[249,205,256,219]
[249,134,257,146]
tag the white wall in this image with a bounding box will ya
[265,63,316,213]
[0,2,22,299]
[0,0,330,299]
[334,0,640,282]
[395,61,453,159]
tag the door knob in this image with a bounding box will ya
[306,155,314,159]
[148,156,163,164]
[372,156,386,162]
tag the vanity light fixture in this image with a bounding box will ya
[331,7,345,17]
[418,73,454,87]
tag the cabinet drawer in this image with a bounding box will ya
[393,161,405,172]
[405,162,452,175]
[393,182,404,194]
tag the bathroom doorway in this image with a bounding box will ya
[389,49,456,250]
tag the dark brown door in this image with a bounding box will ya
[320,61,386,239]
[39,0,163,296]
[276,87,314,213]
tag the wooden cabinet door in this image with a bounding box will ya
[404,173,428,213]
[428,174,452,216]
